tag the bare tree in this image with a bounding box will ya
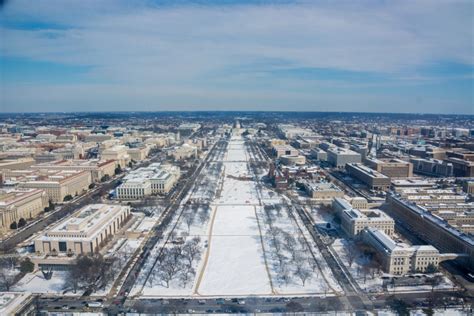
[182,211,195,233]
[294,264,311,286]
[0,268,16,291]
[182,237,202,266]
[346,245,358,268]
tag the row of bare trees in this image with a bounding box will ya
[263,204,318,286]
[148,237,202,288]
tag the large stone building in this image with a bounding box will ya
[34,204,130,259]
[172,144,198,160]
[0,157,35,171]
[346,163,391,191]
[364,157,413,178]
[327,147,361,168]
[302,181,344,201]
[362,228,441,275]
[116,163,180,199]
[127,147,149,162]
[410,158,454,177]
[5,169,92,203]
[271,144,299,158]
[30,159,116,182]
[386,193,474,272]
[0,188,48,233]
[101,145,130,168]
[333,198,394,238]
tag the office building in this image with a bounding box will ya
[362,228,441,275]
[364,157,413,178]
[327,147,361,168]
[34,204,131,257]
[346,163,391,190]
[0,188,48,233]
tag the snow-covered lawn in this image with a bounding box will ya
[13,270,78,296]
[197,205,272,295]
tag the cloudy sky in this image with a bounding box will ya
[1,0,473,113]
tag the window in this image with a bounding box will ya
[58,241,67,252]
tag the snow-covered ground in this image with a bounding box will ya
[196,136,272,295]
[13,270,78,296]
[197,204,272,295]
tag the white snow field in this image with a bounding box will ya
[196,136,272,295]
[196,204,272,295]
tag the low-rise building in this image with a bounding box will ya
[30,159,116,183]
[101,145,131,168]
[302,181,344,200]
[462,180,474,195]
[280,155,306,166]
[364,157,413,178]
[327,147,361,168]
[127,147,149,162]
[387,193,474,271]
[340,207,395,238]
[6,169,92,203]
[116,163,180,199]
[271,144,299,158]
[34,204,130,258]
[309,148,327,161]
[0,157,35,170]
[410,158,454,177]
[362,228,441,275]
[0,188,48,233]
[346,163,391,190]
[172,144,197,160]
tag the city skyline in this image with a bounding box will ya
[1,0,473,114]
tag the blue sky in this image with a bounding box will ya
[1,0,473,113]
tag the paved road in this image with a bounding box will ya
[35,290,472,314]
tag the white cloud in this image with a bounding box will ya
[0,0,472,113]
